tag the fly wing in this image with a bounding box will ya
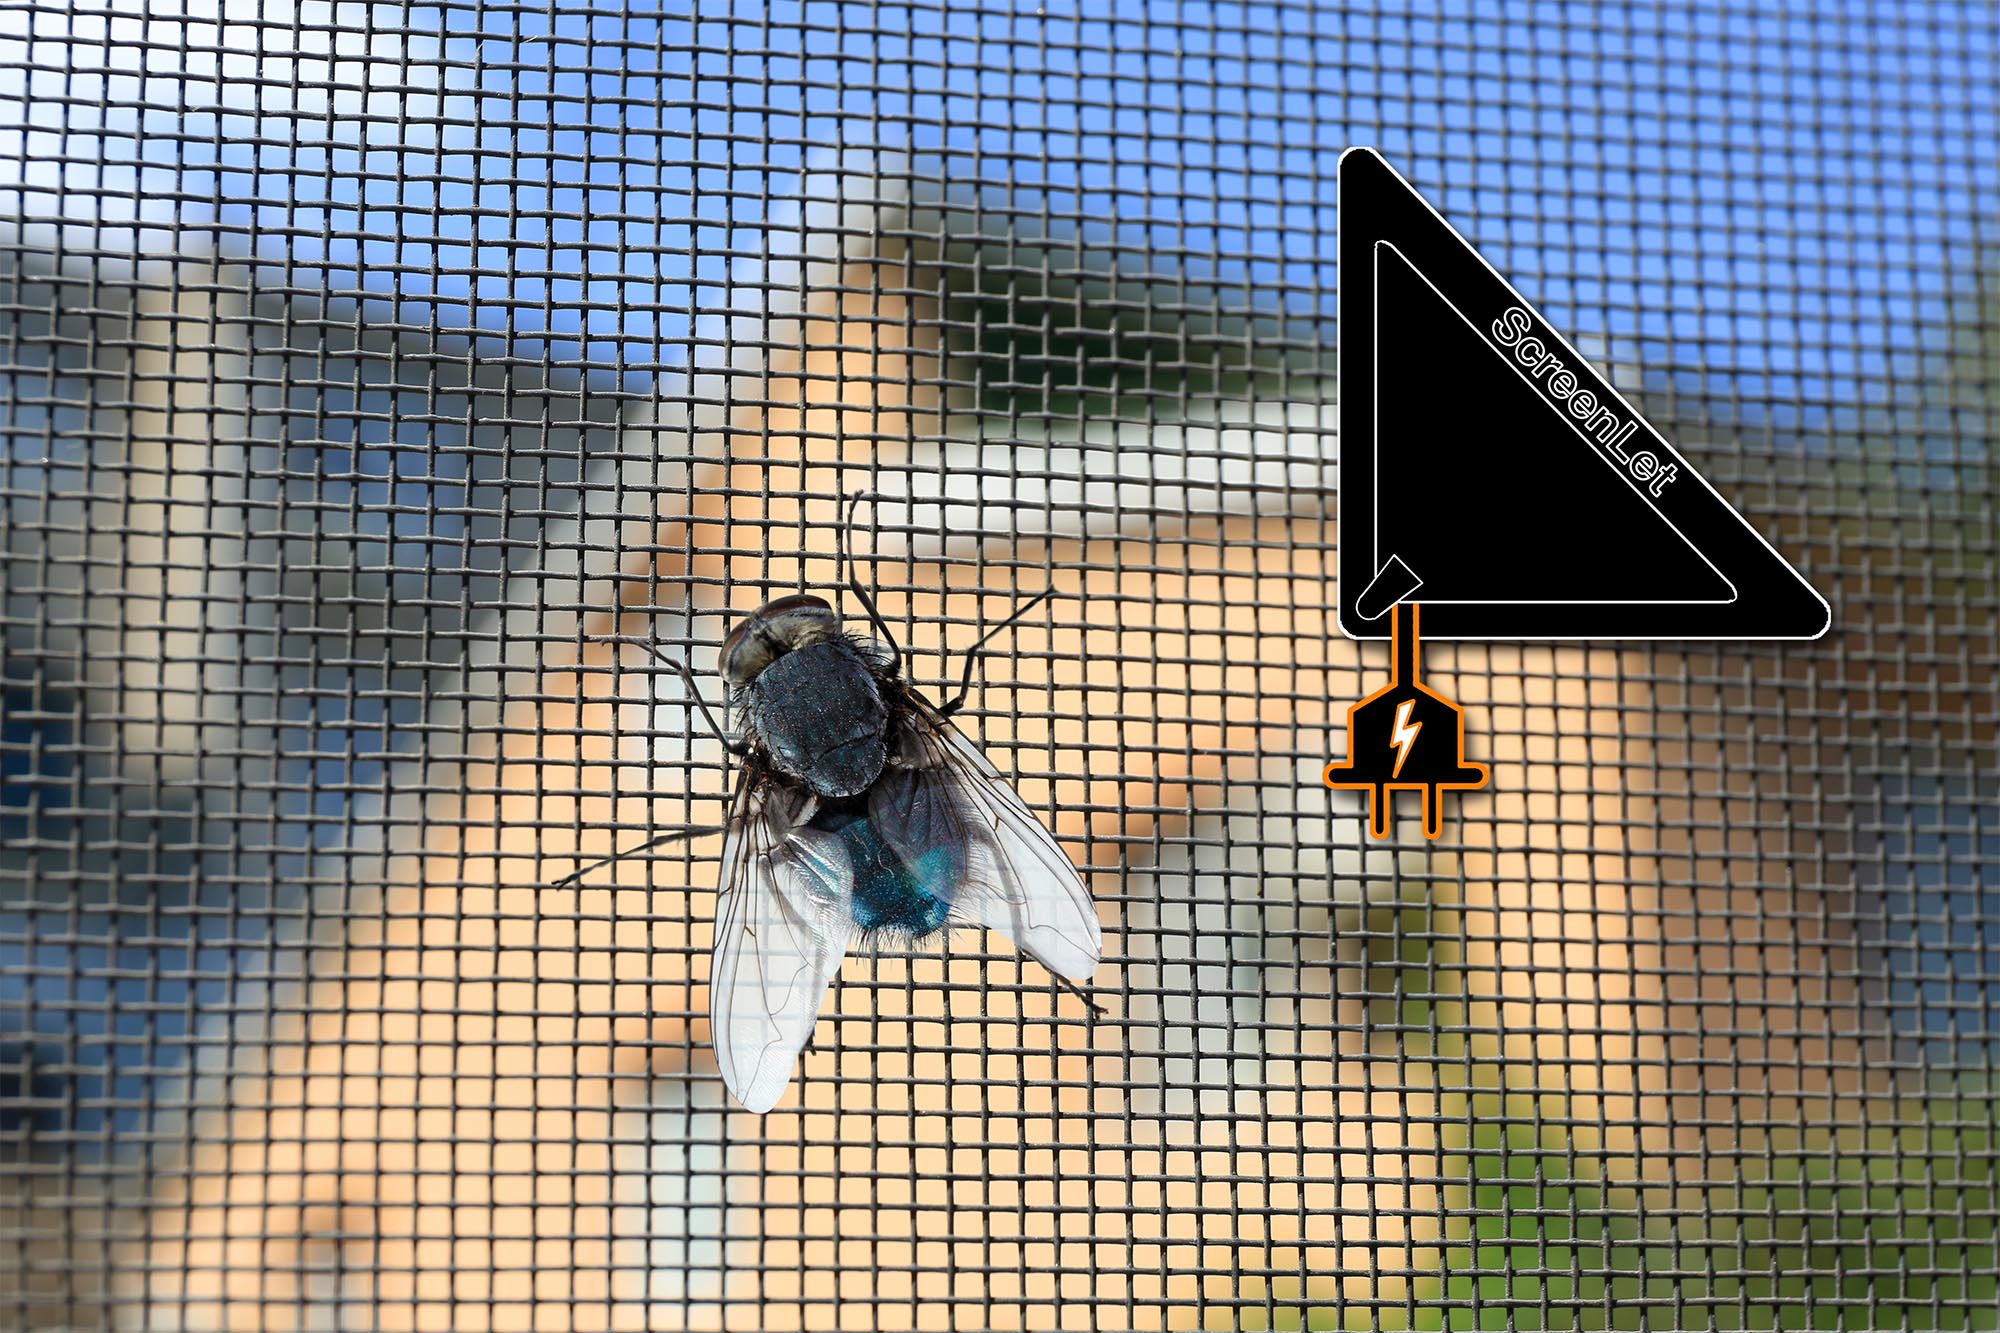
[876,696,1102,981]
[711,769,853,1112]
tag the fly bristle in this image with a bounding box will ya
[852,921,958,958]
[844,630,899,675]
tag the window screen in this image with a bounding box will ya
[2,5,1995,1331]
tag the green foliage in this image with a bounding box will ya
[1426,1112,1650,1331]
[1176,884,2000,1332]
[1695,1091,2000,1330]
[1420,1090,2000,1331]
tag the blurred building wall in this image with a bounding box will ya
[124,227,1903,1331]
[0,242,626,1328]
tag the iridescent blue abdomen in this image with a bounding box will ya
[809,800,954,938]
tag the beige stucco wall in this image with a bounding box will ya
[134,260,1873,1332]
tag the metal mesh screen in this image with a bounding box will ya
[3,4,1997,1330]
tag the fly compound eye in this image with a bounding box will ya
[720,594,838,689]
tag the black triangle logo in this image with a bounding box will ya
[1338,148,1830,640]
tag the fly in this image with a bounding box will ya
[558,500,1104,1112]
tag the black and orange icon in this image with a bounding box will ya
[1324,602,1487,839]
[1322,151,1827,837]
[1335,148,1829,642]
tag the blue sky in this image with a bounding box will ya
[6,0,1998,402]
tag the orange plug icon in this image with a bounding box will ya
[1325,602,1487,838]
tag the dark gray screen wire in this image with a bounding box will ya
[2,5,1995,1331]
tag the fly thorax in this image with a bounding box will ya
[747,639,890,799]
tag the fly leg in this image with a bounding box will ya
[546,825,725,891]
[937,585,1058,717]
[839,490,905,677]
[839,490,1061,714]
[548,824,728,888]
[595,633,747,755]
[555,635,742,889]
[1052,972,1108,1021]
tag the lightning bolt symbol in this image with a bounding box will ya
[1389,698,1422,779]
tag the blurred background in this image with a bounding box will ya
[1,3,1995,1330]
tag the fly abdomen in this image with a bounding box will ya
[809,801,953,939]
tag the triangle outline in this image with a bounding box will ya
[1337,147,1832,641]
[1375,239,1738,607]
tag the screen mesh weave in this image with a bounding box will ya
[2,4,1996,1330]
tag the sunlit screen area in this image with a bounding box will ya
[2,4,1997,1331]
